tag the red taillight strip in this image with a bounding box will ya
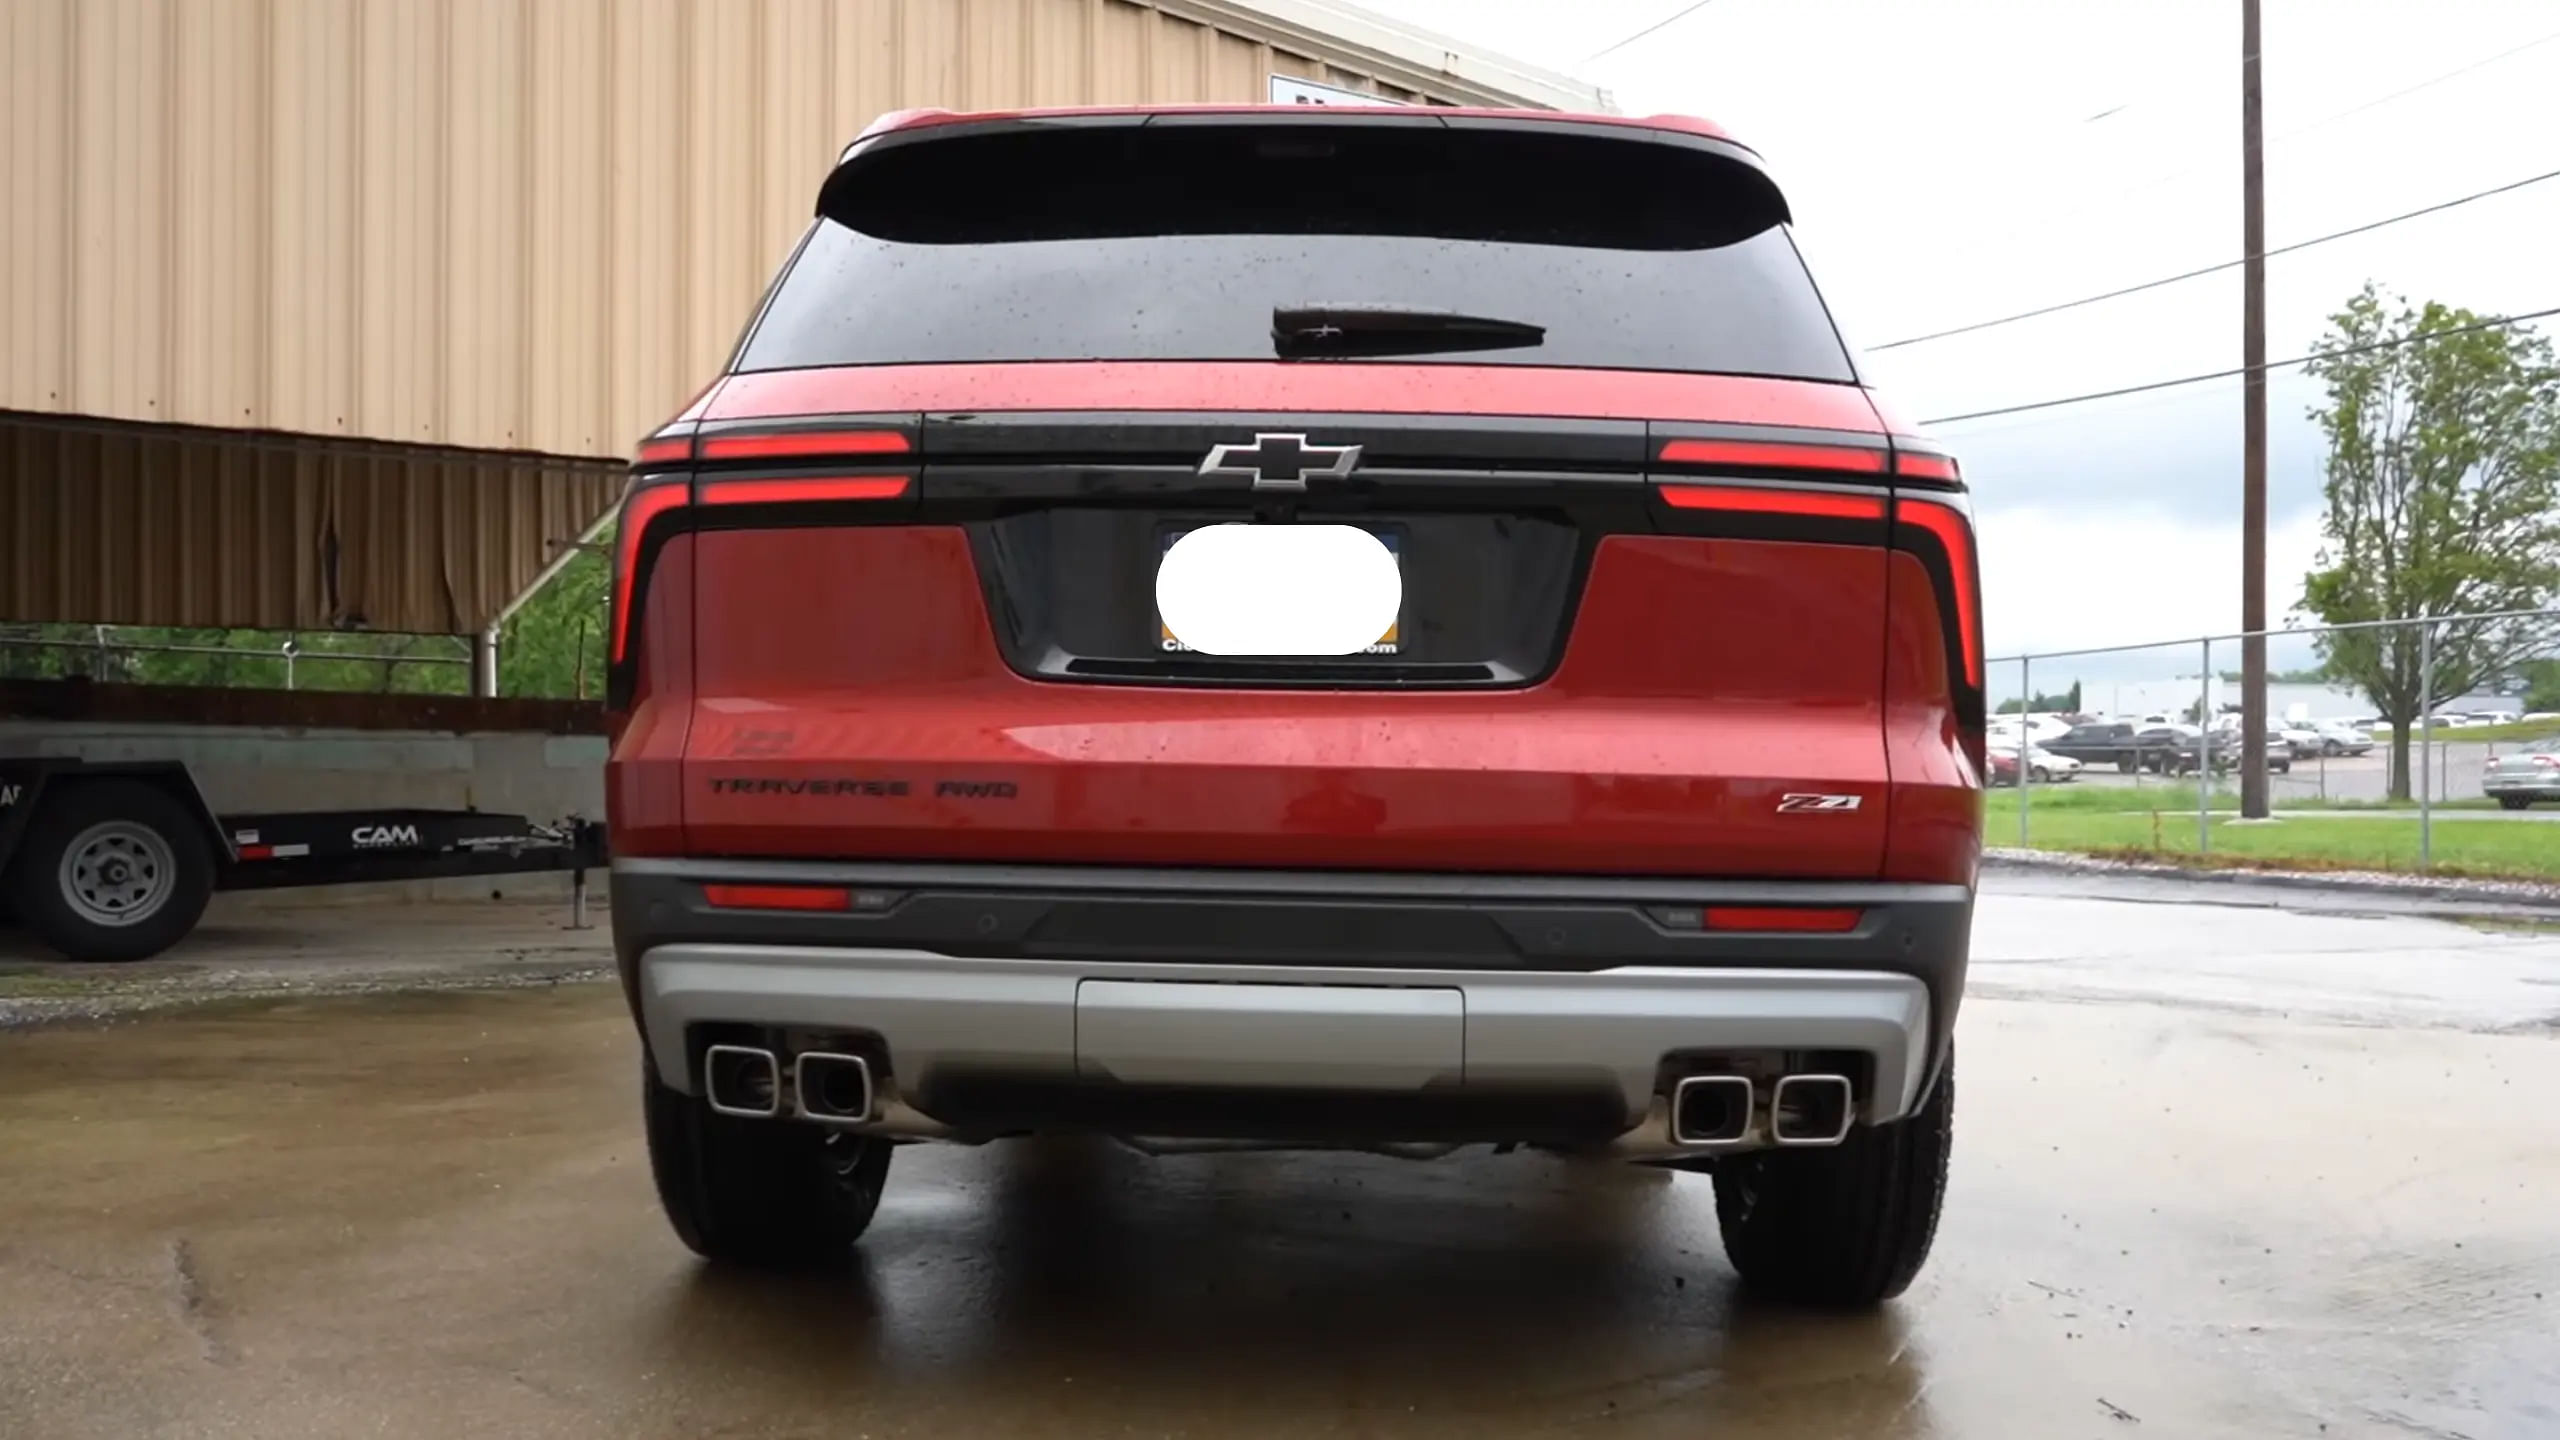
[1702,906,1864,933]
[610,483,691,664]
[1658,438,1889,474]
[698,475,912,506]
[696,429,912,461]
[703,884,854,912]
[1894,450,1961,482]
[635,434,693,465]
[1896,495,1982,685]
[1658,484,1887,521]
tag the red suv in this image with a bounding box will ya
[607,106,1981,1307]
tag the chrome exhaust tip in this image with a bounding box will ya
[793,1051,875,1126]
[1670,1074,1755,1145]
[1770,1073,1854,1146]
[703,1044,781,1118]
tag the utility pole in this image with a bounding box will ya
[2239,0,2271,818]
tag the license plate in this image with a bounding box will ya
[1158,526,1402,655]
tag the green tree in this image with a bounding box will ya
[498,535,611,700]
[2299,286,2560,799]
[2522,659,2560,714]
[1996,685,2082,715]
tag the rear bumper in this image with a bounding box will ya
[2485,776,2560,800]
[612,859,1971,1146]
[640,945,1930,1138]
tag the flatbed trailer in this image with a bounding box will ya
[0,755,605,962]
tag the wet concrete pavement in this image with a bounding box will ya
[3,880,2557,1438]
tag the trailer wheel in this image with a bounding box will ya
[7,780,214,963]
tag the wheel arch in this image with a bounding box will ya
[0,761,230,877]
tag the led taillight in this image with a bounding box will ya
[609,483,689,665]
[1658,484,1887,520]
[1894,450,1961,482]
[1658,438,1890,473]
[696,429,911,462]
[1896,495,1982,686]
[702,884,854,912]
[697,475,912,506]
[635,434,693,465]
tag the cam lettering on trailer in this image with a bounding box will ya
[352,823,424,846]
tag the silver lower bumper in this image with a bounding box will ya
[639,944,1932,1138]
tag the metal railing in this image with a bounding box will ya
[0,624,472,692]
[1991,606,2560,868]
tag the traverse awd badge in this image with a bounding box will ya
[1198,433,1362,492]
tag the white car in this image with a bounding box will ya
[2028,748,2082,782]
[1993,741,2081,782]
[2310,721,2375,756]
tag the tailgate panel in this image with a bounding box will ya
[681,525,1889,877]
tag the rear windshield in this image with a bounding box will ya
[734,122,1856,381]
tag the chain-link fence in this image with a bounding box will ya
[1988,606,2560,874]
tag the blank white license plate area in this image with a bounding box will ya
[1155,523,1402,656]
[1074,981,1464,1090]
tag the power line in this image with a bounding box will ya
[1581,0,1716,63]
[1944,26,2560,274]
[1871,165,2560,351]
[1918,303,2560,427]
[2289,25,2560,136]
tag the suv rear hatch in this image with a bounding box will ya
[607,112,1982,881]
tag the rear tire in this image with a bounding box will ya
[6,780,214,963]
[1713,1053,1953,1308]
[643,1059,892,1267]
[2499,795,2533,811]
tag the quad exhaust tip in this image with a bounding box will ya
[703,1044,781,1118]
[1670,1074,1755,1145]
[794,1051,876,1126]
[1771,1073,1855,1146]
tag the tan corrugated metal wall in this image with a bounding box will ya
[0,0,1526,634]
[0,414,623,634]
[1,0,1460,463]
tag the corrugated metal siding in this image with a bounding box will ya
[0,413,622,635]
[1,0,1504,463]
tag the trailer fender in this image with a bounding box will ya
[0,759,231,877]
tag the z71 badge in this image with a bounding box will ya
[1776,793,1863,812]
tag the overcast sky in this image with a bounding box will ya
[1356,0,2560,672]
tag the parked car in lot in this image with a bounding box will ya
[1992,742,2080,783]
[2131,724,2290,775]
[605,105,1980,1308]
[2485,740,2560,809]
[2309,721,2375,756]
[2029,748,2081,782]
[2043,722,2149,772]
[1987,748,2021,787]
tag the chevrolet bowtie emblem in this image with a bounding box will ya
[1197,433,1363,491]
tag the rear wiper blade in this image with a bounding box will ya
[1272,304,1546,359]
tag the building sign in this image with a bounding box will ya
[1268,74,1408,107]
